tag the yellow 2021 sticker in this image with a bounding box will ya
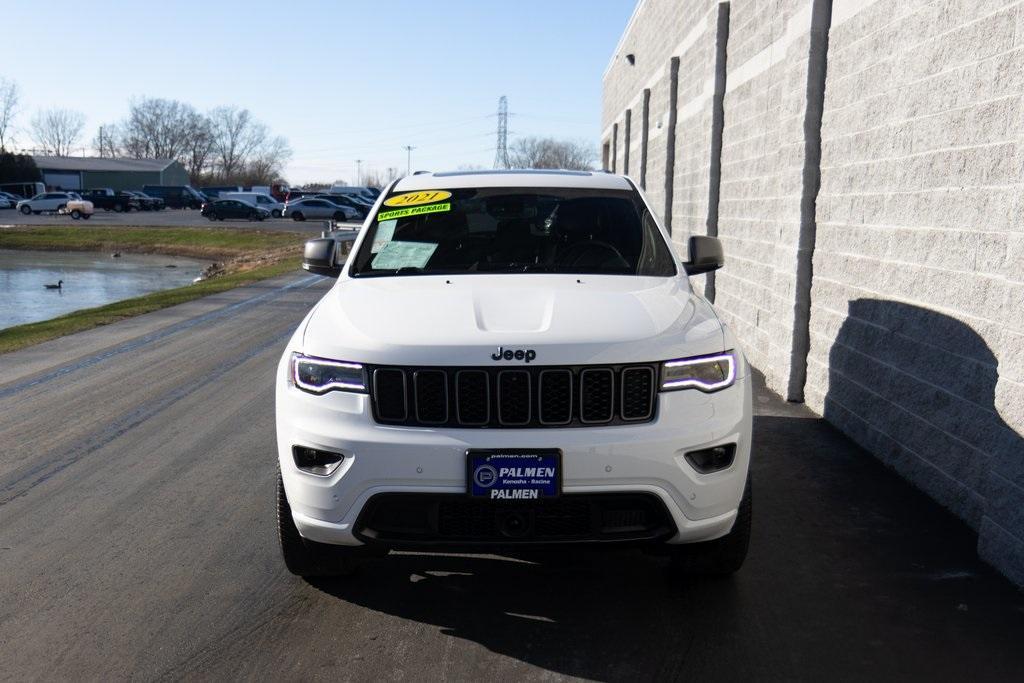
[378,203,451,222]
[383,190,452,207]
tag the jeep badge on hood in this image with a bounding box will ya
[491,346,537,363]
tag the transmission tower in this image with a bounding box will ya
[493,96,510,169]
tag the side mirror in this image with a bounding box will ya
[302,238,342,278]
[683,235,724,275]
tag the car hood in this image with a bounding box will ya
[300,274,725,366]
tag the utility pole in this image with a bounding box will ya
[493,95,510,169]
[403,145,415,175]
[355,159,363,185]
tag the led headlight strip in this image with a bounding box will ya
[661,351,736,392]
[290,353,367,394]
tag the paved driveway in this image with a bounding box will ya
[0,273,1021,681]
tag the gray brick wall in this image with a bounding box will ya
[805,0,1024,585]
[715,0,815,396]
[603,0,1024,585]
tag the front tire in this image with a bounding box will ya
[277,472,356,578]
[71,209,81,219]
[669,476,752,576]
[292,212,305,222]
[206,213,218,222]
[272,209,281,218]
[20,205,31,215]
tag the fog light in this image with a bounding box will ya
[684,444,735,474]
[292,445,345,476]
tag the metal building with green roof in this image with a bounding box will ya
[33,156,189,191]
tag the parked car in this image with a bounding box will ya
[222,191,285,218]
[282,197,357,222]
[275,169,753,578]
[80,188,138,212]
[0,196,11,210]
[17,192,81,215]
[314,194,371,219]
[0,191,21,207]
[328,185,377,202]
[142,185,207,209]
[121,190,165,211]
[284,189,321,203]
[0,181,44,200]
[199,186,242,200]
[200,198,270,221]
[58,194,94,220]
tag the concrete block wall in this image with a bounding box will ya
[804,0,1024,585]
[715,0,817,395]
[602,0,721,229]
[603,0,1024,585]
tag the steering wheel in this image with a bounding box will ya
[556,240,630,270]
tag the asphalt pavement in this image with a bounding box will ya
[0,271,1022,682]
[0,207,360,233]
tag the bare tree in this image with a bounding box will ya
[361,167,400,188]
[0,78,19,152]
[30,108,86,156]
[118,98,197,159]
[243,134,291,185]
[182,110,215,180]
[508,136,596,171]
[209,106,268,179]
[92,123,122,157]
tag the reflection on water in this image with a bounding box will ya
[0,249,207,330]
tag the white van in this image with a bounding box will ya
[222,192,285,218]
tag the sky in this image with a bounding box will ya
[1,0,635,185]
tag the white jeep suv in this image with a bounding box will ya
[275,170,753,577]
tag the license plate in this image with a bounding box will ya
[467,449,561,499]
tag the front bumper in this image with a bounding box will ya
[276,359,753,547]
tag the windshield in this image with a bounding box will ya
[349,187,676,277]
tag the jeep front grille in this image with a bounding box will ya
[368,364,657,428]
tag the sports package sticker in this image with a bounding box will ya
[370,240,438,269]
[377,202,451,222]
[383,190,452,208]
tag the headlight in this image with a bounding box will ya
[661,351,736,392]
[289,353,366,394]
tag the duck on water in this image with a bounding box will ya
[44,280,63,290]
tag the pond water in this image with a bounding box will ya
[0,249,208,330]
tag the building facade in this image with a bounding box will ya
[603,0,1024,585]
[33,156,189,191]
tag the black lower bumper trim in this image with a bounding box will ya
[353,493,677,547]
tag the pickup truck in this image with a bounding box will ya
[120,190,165,211]
[80,188,139,213]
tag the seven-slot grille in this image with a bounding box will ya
[369,364,657,428]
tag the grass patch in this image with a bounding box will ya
[0,225,312,354]
[0,225,304,260]
[0,258,302,354]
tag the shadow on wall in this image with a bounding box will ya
[825,299,1023,584]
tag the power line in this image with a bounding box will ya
[493,96,510,169]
